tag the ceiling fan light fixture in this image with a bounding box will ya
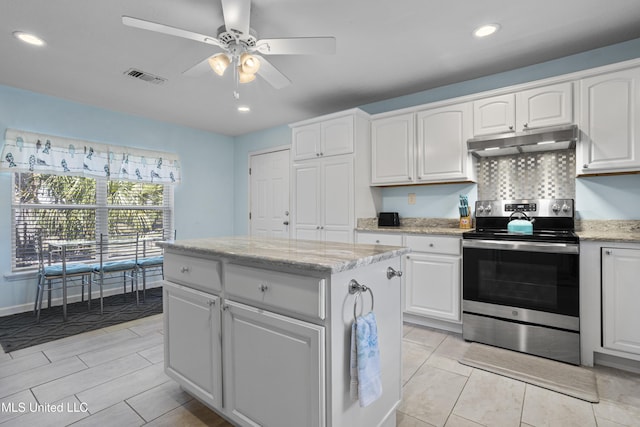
[238,66,256,83]
[240,53,260,74]
[208,53,231,76]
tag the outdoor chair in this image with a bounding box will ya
[93,233,140,314]
[136,230,171,301]
[34,234,97,322]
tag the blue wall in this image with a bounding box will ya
[232,37,640,227]
[2,36,640,312]
[0,85,235,312]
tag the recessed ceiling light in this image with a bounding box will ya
[237,106,251,113]
[473,24,500,38]
[13,31,46,46]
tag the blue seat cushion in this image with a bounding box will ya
[44,263,95,276]
[137,256,163,267]
[95,259,137,273]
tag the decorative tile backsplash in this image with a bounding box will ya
[477,149,576,200]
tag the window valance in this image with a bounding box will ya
[1,129,181,184]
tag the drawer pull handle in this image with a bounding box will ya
[258,284,269,292]
[386,267,403,279]
[180,266,191,273]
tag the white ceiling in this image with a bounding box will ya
[2,0,640,137]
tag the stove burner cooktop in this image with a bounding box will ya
[463,228,579,243]
[466,198,578,243]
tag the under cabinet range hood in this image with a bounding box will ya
[467,124,577,157]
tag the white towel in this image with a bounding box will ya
[350,311,383,407]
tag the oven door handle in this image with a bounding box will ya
[462,239,579,254]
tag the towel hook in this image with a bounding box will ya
[349,279,374,321]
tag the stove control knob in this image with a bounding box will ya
[551,204,560,213]
[478,206,484,214]
[561,204,570,213]
[485,205,492,213]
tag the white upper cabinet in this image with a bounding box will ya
[473,93,516,136]
[577,67,640,175]
[473,82,573,136]
[416,102,474,183]
[371,105,474,186]
[292,115,354,161]
[516,82,573,130]
[371,113,415,185]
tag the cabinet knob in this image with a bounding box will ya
[319,152,323,156]
[583,164,589,169]
[375,239,380,243]
[605,250,612,255]
[429,243,434,247]
[523,123,529,129]
[316,153,320,157]
[259,284,269,292]
[408,176,412,181]
[180,266,190,274]
[509,125,514,130]
[208,300,216,307]
[316,226,320,230]
[283,221,289,225]
[387,267,403,279]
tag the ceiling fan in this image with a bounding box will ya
[122,0,336,96]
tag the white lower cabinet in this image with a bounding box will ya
[223,301,325,427]
[404,251,461,322]
[602,247,640,355]
[163,282,222,408]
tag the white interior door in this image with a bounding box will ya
[250,149,290,238]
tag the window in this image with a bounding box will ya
[11,172,173,271]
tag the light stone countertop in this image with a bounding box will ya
[356,217,470,236]
[158,235,409,274]
[576,220,640,243]
[356,218,640,243]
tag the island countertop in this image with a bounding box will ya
[158,235,409,274]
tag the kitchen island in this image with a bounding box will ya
[157,236,409,427]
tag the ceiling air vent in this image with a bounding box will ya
[123,68,167,85]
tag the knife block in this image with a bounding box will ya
[459,215,472,229]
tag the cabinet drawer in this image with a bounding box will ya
[357,232,403,246]
[164,253,222,293]
[226,264,325,320]
[405,235,460,255]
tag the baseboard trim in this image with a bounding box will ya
[0,281,163,318]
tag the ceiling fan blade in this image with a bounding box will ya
[256,37,336,55]
[255,56,291,89]
[221,0,251,35]
[122,16,222,47]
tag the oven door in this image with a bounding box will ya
[462,239,579,318]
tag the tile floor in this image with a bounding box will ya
[1,316,639,426]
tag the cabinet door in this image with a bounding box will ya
[515,82,573,131]
[322,156,354,243]
[473,94,516,136]
[321,115,354,157]
[416,103,473,183]
[602,248,640,355]
[292,162,321,241]
[292,123,320,161]
[578,67,640,174]
[404,253,460,321]
[163,281,222,408]
[371,113,415,185]
[223,301,325,427]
